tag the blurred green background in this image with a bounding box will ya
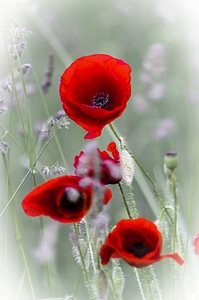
[1,0,199,299]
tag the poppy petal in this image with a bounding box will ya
[74,142,121,185]
[99,218,184,268]
[59,54,132,139]
[22,175,93,223]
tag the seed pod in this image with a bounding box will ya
[164,152,178,171]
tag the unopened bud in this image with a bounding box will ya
[92,269,109,300]
[120,149,134,185]
[112,263,125,297]
[164,152,178,171]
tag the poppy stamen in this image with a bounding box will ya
[130,242,149,258]
[92,92,109,109]
[60,188,83,212]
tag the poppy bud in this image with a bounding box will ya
[112,263,125,297]
[120,149,134,185]
[72,237,90,270]
[92,269,109,300]
[164,152,178,171]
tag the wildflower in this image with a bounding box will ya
[8,41,27,59]
[20,63,31,75]
[7,18,32,59]
[41,53,54,93]
[0,92,8,114]
[59,54,132,139]
[193,233,199,255]
[41,116,55,135]
[1,77,12,92]
[99,218,184,268]
[22,175,94,223]
[40,164,52,176]
[74,141,121,184]
[0,141,9,154]
[54,111,70,129]
[10,17,32,41]
[51,161,66,175]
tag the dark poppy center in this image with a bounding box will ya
[128,242,149,258]
[59,188,83,213]
[92,92,109,109]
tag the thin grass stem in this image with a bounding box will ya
[118,182,132,218]
[73,223,96,300]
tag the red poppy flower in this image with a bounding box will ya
[74,141,121,185]
[100,218,184,268]
[193,233,199,255]
[22,175,109,223]
[59,54,132,139]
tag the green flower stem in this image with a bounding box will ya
[127,185,138,218]
[52,127,70,173]
[73,223,96,300]
[141,268,153,300]
[45,263,53,297]
[12,202,36,300]
[72,269,83,299]
[118,182,132,218]
[0,128,60,217]
[109,123,173,224]
[109,123,162,300]
[83,219,96,273]
[16,54,36,167]
[159,206,174,222]
[171,170,177,253]
[26,49,70,174]
[170,170,178,299]
[2,142,36,299]
[2,151,36,300]
[0,167,31,218]
[106,266,122,300]
[128,148,173,223]
[134,269,146,300]
[38,217,53,296]
[109,123,122,143]
[2,33,29,154]
[166,176,171,205]
[2,156,10,300]
[3,32,38,194]
[149,266,162,300]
